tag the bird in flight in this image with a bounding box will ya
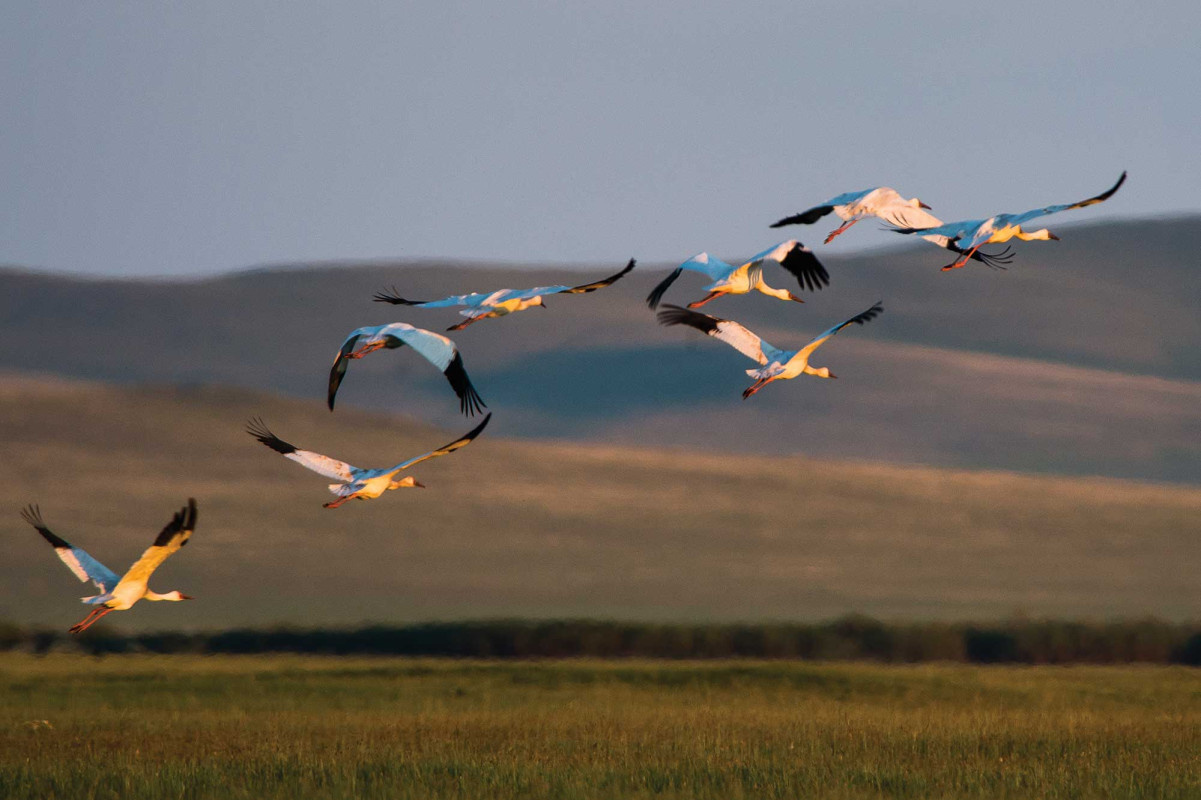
[248,414,491,508]
[328,323,485,416]
[373,260,635,331]
[657,301,884,398]
[770,186,937,244]
[771,186,1015,269]
[890,171,1127,270]
[646,240,829,310]
[21,500,197,634]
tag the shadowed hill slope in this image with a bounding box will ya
[2,375,1198,630]
[1,216,1198,480]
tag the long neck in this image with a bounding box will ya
[1016,227,1055,241]
[144,590,180,602]
[755,283,792,301]
[802,363,830,378]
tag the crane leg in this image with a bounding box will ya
[824,217,860,244]
[686,292,724,309]
[69,606,114,634]
[447,315,485,332]
[345,342,386,359]
[941,243,982,271]
[742,376,774,399]
[323,495,355,509]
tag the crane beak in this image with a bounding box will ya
[918,201,932,209]
[179,594,195,601]
[1048,232,1060,241]
[828,373,838,379]
[414,481,427,489]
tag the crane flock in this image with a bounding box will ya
[22,171,1127,632]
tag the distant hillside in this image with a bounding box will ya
[2,376,1198,630]
[1,216,1198,481]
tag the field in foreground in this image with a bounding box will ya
[1,656,1198,800]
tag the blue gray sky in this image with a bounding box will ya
[2,1,1197,277]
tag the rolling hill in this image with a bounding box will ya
[1,217,1199,482]
[2,376,1198,630]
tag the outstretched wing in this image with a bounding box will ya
[875,204,942,231]
[372,290,494,308]
[757,241,829,293]
[794,301,885,363]
[890,219,975,240]
[770,188,883,228]
[770,204,834,228]
[562,259,636,294]
[657,305,772,365]
[113,499,197,591]
[384,413,493,474]
[646,253,735,309]
[391,327,487,417]
[246,418,357,482]
[20,505,120,593]
[328,328,367,410]
[1002,171,1127,228]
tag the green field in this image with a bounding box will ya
[1,655,1198,799]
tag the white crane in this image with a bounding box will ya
[657,301,884,398]
[892,171,1127,270]
[328,323,485,416]
[247,413,491,508]
[646,240,829,310]
[21,499,197,634]
[373,260,635,331]
[771,187,937,243]
[771,187,1015,269]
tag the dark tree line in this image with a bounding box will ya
[3,617,1200,664]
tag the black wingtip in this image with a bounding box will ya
[463,411,492,441]
[853,301,885,325]
[646,266,683,310]
[20,504,72,549]
[444,352,487,417]
[153,499,198,547]
[778,244,831,293]
[769,205,833,228]
[184,498,198,533]
[656,304,721,335]
[246,417,297,455]
[372,287,423,305]
[19,503,43,530]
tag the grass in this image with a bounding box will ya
[1,655,1199,799]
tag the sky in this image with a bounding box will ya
[2,1,1198,277]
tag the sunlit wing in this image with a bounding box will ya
[562,259,636,293]
[378,413,492,475]
[876,204,942,230]
[1001,171,1127,228]
[113,499,197,591]
[793,301,885,363]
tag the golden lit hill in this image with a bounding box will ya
[2,375,1197,631]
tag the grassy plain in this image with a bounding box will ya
[0,655,1198,799]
